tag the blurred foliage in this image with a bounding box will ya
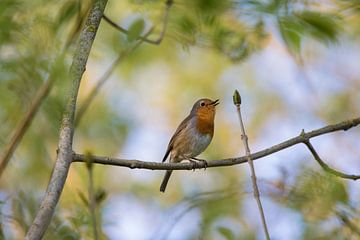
[0,0,360,239]
[287,169,348,221]
[269,167,359,239]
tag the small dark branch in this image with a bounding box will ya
[102,14,129,35]
[233,90,270,240]
[72,117,360,177]
[0,78,52,179]
[75,28,154,127]
[102,0,173,45]
[303,140,360,180]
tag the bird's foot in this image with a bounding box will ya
[188,159,198,171]
[190,157,208,170]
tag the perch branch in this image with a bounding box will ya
[102,0,172,45]
[73,117,360,181]
[233,90,270,239]
[25,1,107,239]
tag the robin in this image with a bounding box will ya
[160,98,219,192]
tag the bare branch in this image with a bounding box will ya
[304,140,360,180]
[25,1,108,239]
[233,90,270,240]
[75,28,154,127]
[102,0,173,45]
[72,117,360,181]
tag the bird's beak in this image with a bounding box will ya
[211,99,220,106]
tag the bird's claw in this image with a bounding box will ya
[198,159,208,170]
[190,158,208,171]
[189,159,198,171]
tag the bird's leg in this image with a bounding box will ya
[190,157,208,170]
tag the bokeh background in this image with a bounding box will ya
[0,0,359,239]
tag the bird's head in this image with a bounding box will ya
[190,98,219,119]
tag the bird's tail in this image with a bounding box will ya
[160,170,172,193]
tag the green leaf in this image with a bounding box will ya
[217,226,235,240]
[278,16,303,53]
[127,18,145,42]
[296,11,339,43]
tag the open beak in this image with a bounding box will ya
[211,99,220,106]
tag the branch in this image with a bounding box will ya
[72,117,360,180]
[233,90,270,239]
[303,140,360,180]
[102,0,173,45]
[25,1,108,239]
[75,28,154,127]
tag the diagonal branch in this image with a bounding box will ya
[303,140,360,180]
[76,0,173,126]
[102,0,173,45]
[75,28,154,127]
[25,1,108,239]
[72,117,360,181]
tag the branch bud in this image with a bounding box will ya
[233,89,241,105]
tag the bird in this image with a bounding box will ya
[160,98,219,193]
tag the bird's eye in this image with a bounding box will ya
[200,101,205,107]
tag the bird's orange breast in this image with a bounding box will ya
[196,110,215,136]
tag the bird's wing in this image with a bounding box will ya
[162,114,192,162]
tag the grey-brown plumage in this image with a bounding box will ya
[160,98,219,192]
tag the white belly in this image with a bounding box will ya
[187,132,212,157]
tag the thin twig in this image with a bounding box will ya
[303,139,360,180]
[75,28,154,127]
[86,155,98,240]
[233,90,270,240]
[72,117,360,180]
[25,1,108,239]
[102,0,173,45]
